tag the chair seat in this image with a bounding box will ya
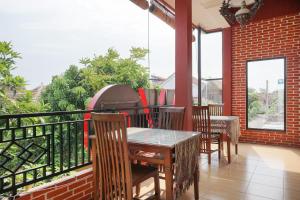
[131,164,158,186]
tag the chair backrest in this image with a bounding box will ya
[192,106,211,135]
[158,107,185,130]
[208,104,223,116]
[92,113,132,200]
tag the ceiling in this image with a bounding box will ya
[162,0,300,31]
[163,0,233,31]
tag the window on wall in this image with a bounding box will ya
[247,58,286,131]
[200,31,223,105]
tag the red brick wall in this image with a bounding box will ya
[231,12,300,147]
[18,168,93,200]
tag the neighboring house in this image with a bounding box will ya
[159,73,222,104]
[159,73,199,102]
[31,83,46,102]
[150,74,166,87]
[201,78,222,105]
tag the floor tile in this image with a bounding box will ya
[246,183,284,200]
[244,194,273,200]
[284,188,300,200]
[250,174,283,188]
[137,143,300,200]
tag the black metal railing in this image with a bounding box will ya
[0,106,161,197]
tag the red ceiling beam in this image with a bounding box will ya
[129,0,149,10]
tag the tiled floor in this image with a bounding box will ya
[138,143,300,200]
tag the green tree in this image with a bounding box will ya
[0,42,49,194]
[0,41,48,115]
[248,88,263,120]
[42,47,150,111]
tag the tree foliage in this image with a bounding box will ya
[0,41,47,115]
[42,47,150,111]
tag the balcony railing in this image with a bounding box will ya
[0,106,160,197]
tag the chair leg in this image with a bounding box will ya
[218,138,221,160]
[194,167,199,200]
[221,133,224,151]
[135,184,140,197]
[227,136,231,164]
[154,172,160,200]
[207,141,211,164]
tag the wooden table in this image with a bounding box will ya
[210,116,240,164]
[91,127,200,200]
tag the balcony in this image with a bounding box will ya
[1,0,300,199]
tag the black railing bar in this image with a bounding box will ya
[67,122,71,170]
[3,118,9,129]
[33,126,36,137]
[23,171,27,185]
[0,120,87,131]
[0,105,163,119]
[47,135,51,166]
[0,130,3,142]
[11,129,15,142]
[22,127,26,138]
[81,121,85,165]
[42,125,46,136]
[0,134,52,143]
[12,174,16,196]
[51,124,55,175]
[0,164,48,179]
[33,169,37,182]
[59,124,64,172]
[75,122,78,167]
[17,118,21,128]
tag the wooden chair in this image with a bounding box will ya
[158,107,185,130]
[192,106,222,164]
[208,104,224,150]
[92,113,160,200]
[208,104,223,116]
[136,106,185,191]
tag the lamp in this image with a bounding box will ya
[220,0,263,27]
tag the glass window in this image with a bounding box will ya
[200,31,222,105]
[247,58,286,130]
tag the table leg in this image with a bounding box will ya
[194,165,199,200]
[235,144,238,155]
[227,135,231,164]
[164,149,173,200]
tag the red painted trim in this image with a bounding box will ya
[175,0,193,131]
[222,27,232,116]
[157,0,197,29]
[158,89,166,105]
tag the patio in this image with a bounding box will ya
[1,0,300,199]
[137,143,300,200]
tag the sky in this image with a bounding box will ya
[0,0,222,89]
[248,58,285,92]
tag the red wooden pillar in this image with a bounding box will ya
[175,0,193,130]
[222,27,232,115]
